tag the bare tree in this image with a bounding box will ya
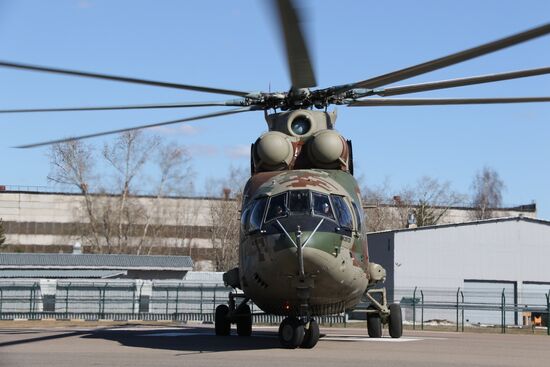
[471,166,505,220]
[362,176,465,230]
[405,176,465,227]
[362,179,402,232]
[48,131,194,254]
[207,166,248,271]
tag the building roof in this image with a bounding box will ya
[0,269,127,279]
[369,216,550,235]
[0,253,193,270]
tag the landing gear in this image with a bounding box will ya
[367,307,382,338]
[215,304,231,336]
[364,287,403,339]
[236,304,252,336]
[301,319,320,349]
[214,292,252,337]
[278,317,305,348]
[277,317,319,349]
[388,303,403,338]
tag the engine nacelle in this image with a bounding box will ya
[307,130,347,169]
[253,131,294,170]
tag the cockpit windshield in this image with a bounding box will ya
[262,190,353,226]
[265,193,288,222]
[331,195,353,229]
[312,192,334,220]
[288,190,310,213]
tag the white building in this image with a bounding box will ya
[368,217,550,325]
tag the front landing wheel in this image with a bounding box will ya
[215,304,231,336]
[278,317,305,349]
[236,304,252,336]
[301,319,320,348]
[388,303,403,338]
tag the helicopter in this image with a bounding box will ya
[1,0,550,349]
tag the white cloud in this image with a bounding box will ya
[226,145,250,159]
[151,124,199,136]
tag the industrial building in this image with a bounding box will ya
[0,252,193,280]
[368,216,550,325]
[0,188,537,270]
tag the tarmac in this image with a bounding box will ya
[1,324,549,367]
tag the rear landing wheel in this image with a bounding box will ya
[300,319,320,348]
[278,317,305,349]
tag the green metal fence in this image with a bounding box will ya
[400,286,550,334]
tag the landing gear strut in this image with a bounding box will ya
[365,287,403,338]
[214,292,252,337]
[278,317,320,349]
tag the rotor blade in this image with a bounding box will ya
[0,100,248,114]
[374,67,550,97]
[352,23,550,90]
[0,60,250,97]
[348,97,550,106]
[15,107,255,149]
[274,0,317,88]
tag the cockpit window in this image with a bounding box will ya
[249,197,268,232]
[312,192,334,219]
[241,206,251,232]
[265,193,288,222]
[289,190,310,213]
[332,195,353,229]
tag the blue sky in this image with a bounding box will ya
[0,0,549,217]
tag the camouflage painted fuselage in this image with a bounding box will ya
[239,169,370,316]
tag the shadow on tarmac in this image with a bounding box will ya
[82,327,282,353]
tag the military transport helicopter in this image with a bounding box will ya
[1,0,550,349]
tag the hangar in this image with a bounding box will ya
[368,216,550,325]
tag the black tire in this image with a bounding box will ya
[388,303,403,338]
[215,304,231,336]
[367,309,382,338]
[278,317,305,349]
[236,304,252,337]
[301,319,320,349]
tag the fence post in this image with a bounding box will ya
[65,283,71,319]
[103,284,108,318]
[200,284,204,315]
[213,285,217,313]
[413,286,417,330]
[546,291,549,336]
[31,283,38,318]
[175,284,181,315]
[456,287,460,332]
[132,283,137,314]
[29,284,35,314]
[461,290,465,332]
[138,282,144,315]
[501,288,506,334]
[165,288,169,316]
[97,286,102,315]
[0,288,3,315]
[420,290,424,331]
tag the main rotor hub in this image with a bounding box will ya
[265,109,336,137]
